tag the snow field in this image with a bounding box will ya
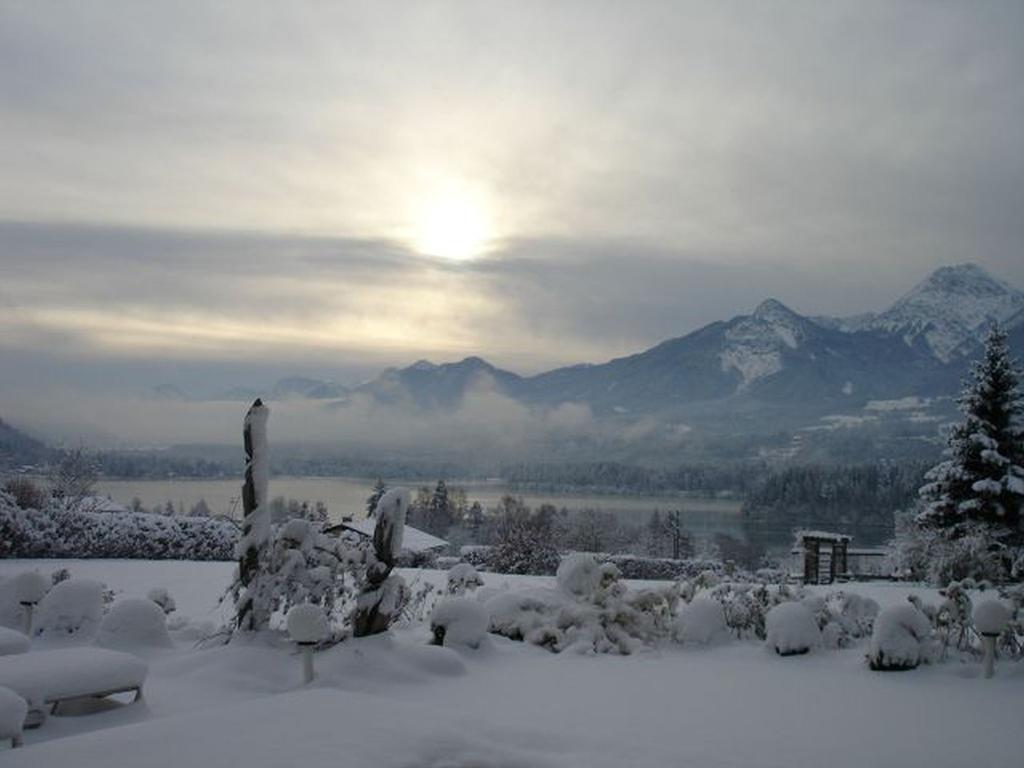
[0,559,1020,767]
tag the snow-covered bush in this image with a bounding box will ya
[485,590,559,645]
[97,597,172,648]
[228,514,358,634]
[557,553,618,599]
[868,603,935,671]
[31,578,104,645]
[674,597,728,645]
[0,627,29,656]
[704,581,801,641]
[430,598,489,649]
[766,602,820,656]
[447,562,484,595]
[147,587,176,615]
[0,686,27,746]
[286,603,329,644]
[817,591,880,649]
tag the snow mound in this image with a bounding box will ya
[556,553,618,599]
[32,578,104,645]
[146,587,176,615]
[447,563,484,595]
[98,598,172,649]
[869,603,934,671]
[287,603,329,644]
[674,598,728,645]
[430,598,489,649]
[766,602,820,656]
[0,685,27,742]
[973,600,1011,636]
[0,627,30,656]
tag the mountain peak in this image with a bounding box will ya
[873,262,1024,361]
[409,359,438,372]
[907,263,1012,299]
[752,298,799,321]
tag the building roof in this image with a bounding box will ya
[795,530,852,544]
[75,495,130,514]
[337,518,449,553]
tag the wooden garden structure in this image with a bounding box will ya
[795,531,851,585]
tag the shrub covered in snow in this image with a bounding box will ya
[556,553,618,599]
[766,602,820,656]
[446,562,484,595]
[98,598,172,648]
[32,578,104,645]
[674,597,728,646]
[868,603,935,671]
[0,685,27,746]
[0,627,29,656]
[147,587,176,615]
[485,572,680,655]
[286,603,329,644]
[430,598,489,649]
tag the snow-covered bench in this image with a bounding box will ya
[0,647,147,728]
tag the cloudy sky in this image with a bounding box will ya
[2,1,1023,409]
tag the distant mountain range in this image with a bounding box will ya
[161,263,1024,418]
[0,417,53,469]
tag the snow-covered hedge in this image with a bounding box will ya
[0,493,238,560]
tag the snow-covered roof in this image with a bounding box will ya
[76,495,130,514]
[339,518,448,553]
[795,530,852,544]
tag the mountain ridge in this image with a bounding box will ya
[163,263,1024,415]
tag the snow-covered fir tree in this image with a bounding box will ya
[365,478,387,518]
[918,325,1024,534]
[903,326,1024,583]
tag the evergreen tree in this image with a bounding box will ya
[425,479,453,536]
[365,477,387,517]
[918,325,1024,535]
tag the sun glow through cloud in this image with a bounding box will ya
[412,181,494,262]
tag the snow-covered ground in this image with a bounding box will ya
[1,559,1022,767]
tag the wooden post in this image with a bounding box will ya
[238,398,270,631]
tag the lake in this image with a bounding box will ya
[95,476,743,538]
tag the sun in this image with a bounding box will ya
[413,183,493,262]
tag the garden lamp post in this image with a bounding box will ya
[14,572,48,636]
[973,600,1011,679]
[287,604,329,685]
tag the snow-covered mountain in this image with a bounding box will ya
[824,264,1024,362]
[192,263,1021,417]
[354,356,522,409]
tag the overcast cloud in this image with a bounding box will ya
[1,1,1023,436]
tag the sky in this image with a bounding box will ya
[2,1,1024,424]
